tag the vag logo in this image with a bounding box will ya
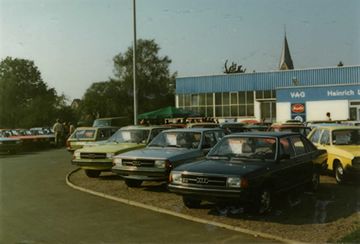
[290,91,305,98]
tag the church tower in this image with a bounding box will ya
[279,34,294,70]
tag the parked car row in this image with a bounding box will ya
[67,121,360,214]
[0,127,55,153]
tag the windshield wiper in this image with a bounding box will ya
[166,144,181,148]
[230,154,252,160]
[149,144,164,147]
[207,155,229,160]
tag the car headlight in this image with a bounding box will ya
[154,160,167,168]
[113,158,122,166]
[106,153,114,159]
[227,177,241,188]
[74,151,81,159]
[170,172,182,183]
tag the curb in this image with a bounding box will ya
[66,168,303,244]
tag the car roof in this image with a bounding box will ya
[312,125,360,130]
[226,131,302,138]
[271,123,307,128]
[219,122,246,126]
[120,125,167,130]
[161,128,224,133]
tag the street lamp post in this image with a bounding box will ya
[132,0,138,125]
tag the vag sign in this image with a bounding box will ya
[290,91,305,98]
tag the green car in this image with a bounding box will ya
[71,126,168,178]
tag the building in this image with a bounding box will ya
[175,36,360,122]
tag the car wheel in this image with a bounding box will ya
[256,188,272,214]
[125,179,143,187]
[182,196,201,208]
[84,170,101,178]
[334,163,345,184]
[307,171,320,192]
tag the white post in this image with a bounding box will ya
[132,0,138,125]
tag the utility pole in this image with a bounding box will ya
[132,0,138,125]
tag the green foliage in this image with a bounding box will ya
[80,80,127,119]
[336,226,360,243]
[80,39,176,123]
[0,57,73,128]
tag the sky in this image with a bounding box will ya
[0,0,359,101]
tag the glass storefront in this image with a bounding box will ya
[178,91,262,118]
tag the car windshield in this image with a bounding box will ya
[71,129,96,139]
[107,129,150,143]
[332,129,360,145]
[209,136,277,161]
[148,131,201,149]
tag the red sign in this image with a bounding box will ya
[291,103,305,113]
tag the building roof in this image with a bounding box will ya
[176,65,360,94]
[279,35,294,70]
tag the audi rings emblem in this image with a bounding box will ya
[132,161,142,166]
[196,177,209,184]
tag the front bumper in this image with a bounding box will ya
[0,144,21,153]
[71,159,113,170]
[168,184,251,203]
[112,165,168,181]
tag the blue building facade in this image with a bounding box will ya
[175,66,360,122]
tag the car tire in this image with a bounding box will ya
[182,196,201,208]
[334,163,345,184]
[85,169,101,178]
[125,179,143,187]
[256,188,272,215]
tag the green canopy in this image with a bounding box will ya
[138,106,198,119]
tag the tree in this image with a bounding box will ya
[0,57,63,128]
[112,39,176,119]
[224,60,246,74]
[80,39,177,123]
[80,80,127,120]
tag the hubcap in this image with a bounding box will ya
[336,166,344,181]
[259,190,271,213]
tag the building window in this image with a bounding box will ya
[191,94,199,106]
[230,92,237,105]
[178,94,184,107]
[178,91,254,118]
[256,90,276,100]
[185,94,191,106]
[215,93,222,106]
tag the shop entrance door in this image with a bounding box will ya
[260,101,276,123]
[349,101,360,121]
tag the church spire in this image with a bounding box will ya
[279,32,294,70]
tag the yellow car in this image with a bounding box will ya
[308,126,360,184]
[66,126,119,153]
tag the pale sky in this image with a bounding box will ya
[0,0,359,100]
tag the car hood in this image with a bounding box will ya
[330,145,360,158]
[116,147,202,161]
[173,159,265,176]
[77,143,145,154]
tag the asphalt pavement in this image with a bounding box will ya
[0,149,269,243]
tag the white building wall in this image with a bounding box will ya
[175,95,179,107]
[306,100,349,121]
[276,102,291,122]
[254,100,261,121]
